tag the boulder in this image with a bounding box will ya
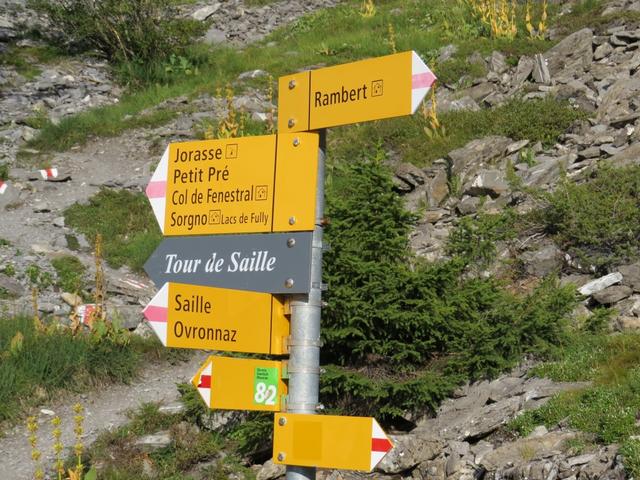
[619,263,640,291]
[578,272,623,295]
[522,244,564,277]
[377,435,443,474]
[447,136,512,181]
[544,28,594,76]
[597,78,640,123]
[464,170,510,198]
[256,460,285,480]
[592,285,633,305]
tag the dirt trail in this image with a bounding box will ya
[0,351,209,480]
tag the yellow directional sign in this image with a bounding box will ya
[192,356,287,412]
[142,282,289,354]
[146,133,319,236]
[278,51,436,133]
[273,413,394,472]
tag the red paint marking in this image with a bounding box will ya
[146,181,167,199]
[198,375,211,389]
[412,71,436,89]
[371,437,393,453]
[46,168,53,178]
[0,181,6,194]
[143,305,168,323]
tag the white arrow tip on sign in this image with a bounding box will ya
[142,283,169,345]
[370,418,394,470]
[411,51,437,114]
[146,146,169,234]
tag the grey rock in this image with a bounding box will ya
[513,56,535,87]
[192,4,221,21]
[522,244,563,277]
[256,460,285,480]
[0,273,25,297]
[394,163,426,192]
[204,27,227,45]
[619,263,640,291]
[377,435,443,474]
[438,44,458,63]
[448,136,512,179]
[456,196,480,215]
[134,431,173,452]
[544,28,593,76]
[592,285,633,305]
[532,54,551,84]
[489,51,508,74]
[598,78,640,123]
[481,432,576,471]
[238,69,269,80]
[579,272,623,295]
[460,82,495,102]
[594,42,614,60]
[424,165,449,207]
[604,142,640,168]
[61,292,82,307]
[108,304,144,329]
[158,402,186,415]
[617,315,640,331]
[465,170,509,198]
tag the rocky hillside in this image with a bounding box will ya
[1,0,640,479]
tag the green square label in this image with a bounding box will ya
[253,367,278,406]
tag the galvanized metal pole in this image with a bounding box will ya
[285,130,326,480]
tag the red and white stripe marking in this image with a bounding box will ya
[193,358,212,408]
[0,181,7,194]
[370,419,394,470]
[411,51,437,114]
[142,283,169,345]
[40,167,58,180]
[145,146,169,234]
[76,304,96,325]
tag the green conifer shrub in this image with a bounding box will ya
[320,150,576,421]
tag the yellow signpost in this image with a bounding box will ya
[192,356,287,412]
[272,413,393,472]
[146,133,319,236]
[278,51,436,133]
[143,282,289,354]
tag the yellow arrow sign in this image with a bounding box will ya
[146,133,319,236]
[273,413,394,471]
[278,51,436,133]
[192,356,287,412]
[142,282,289,354]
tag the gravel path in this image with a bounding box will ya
[0,351,209,480]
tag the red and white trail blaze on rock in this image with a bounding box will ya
[142,282,169,345]
[411,51,437,114]
[371,419,394,470]
[145,147,169,234]
[76,304,96,324]
[40,167,58,180]
[0,181,7,194]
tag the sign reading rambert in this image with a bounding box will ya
[143,283,289,354]
[144,232,312,294]
[193,356,287,412]
[146,133,319,236]
[278,51,436,132]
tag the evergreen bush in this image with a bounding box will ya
[539,165,640,272]
[30,0,205,70]
[321,150,576,421]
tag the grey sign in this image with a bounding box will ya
[144,232,312,294]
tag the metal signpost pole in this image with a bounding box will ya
[285,130,326,480]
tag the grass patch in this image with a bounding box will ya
[535,165,640,273]
[0,315,163,423]
[86,402,249,480]
[64,189,162,272]
[0,44,66,80]
[330,98,585,166]
[21,0,586,154]
[509,332,640,476]
[51,255,86,294]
